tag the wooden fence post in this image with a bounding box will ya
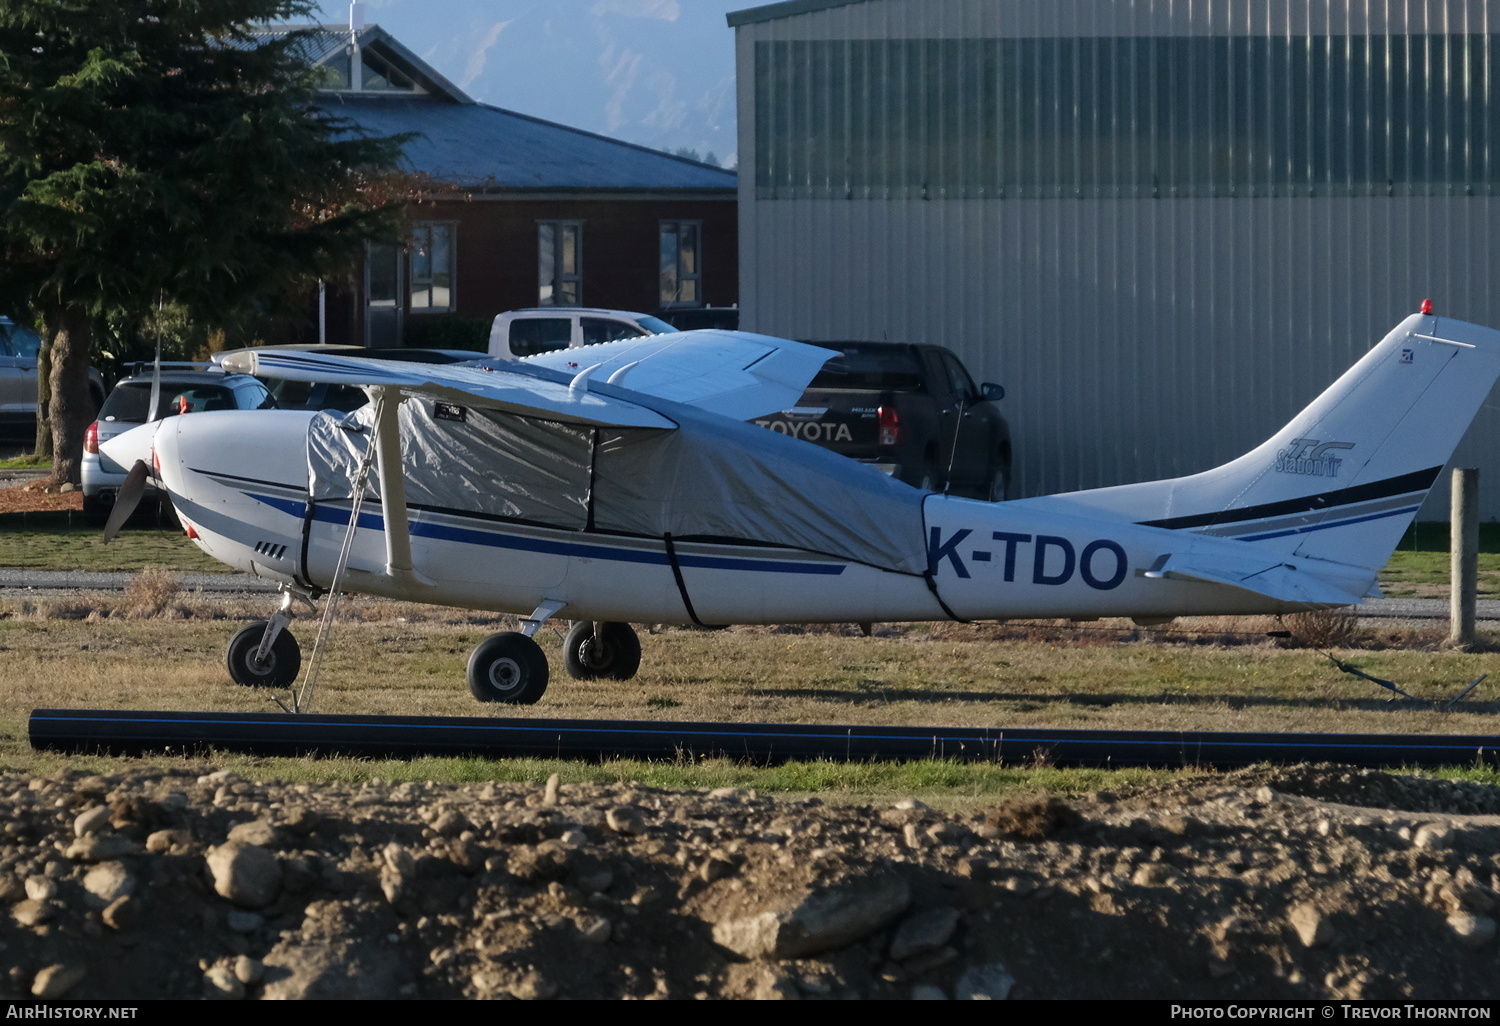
[1448,467,1479,650]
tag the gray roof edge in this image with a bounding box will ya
[421,187,737,200]
[727,0,871,28]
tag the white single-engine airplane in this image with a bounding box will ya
[100,307,1500,707]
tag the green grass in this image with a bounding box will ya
[4,589,1500,805]
[0,511,227,573]
[10,739,1499,811]
[1383,522,1500,597]
[3,737,1186,810]
[0,453,49,470]
[1394,521,1500,553]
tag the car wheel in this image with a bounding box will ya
[915,457,941,493]
[986,468,1009,502]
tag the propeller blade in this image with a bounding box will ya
[102,461,150,544]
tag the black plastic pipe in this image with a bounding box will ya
[27,708,1500,769]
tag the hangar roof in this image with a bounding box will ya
[727,0,870,27]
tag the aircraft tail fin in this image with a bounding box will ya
[1017,310,1500,573]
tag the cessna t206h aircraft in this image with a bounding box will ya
[100,309,1500,706]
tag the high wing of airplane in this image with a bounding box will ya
[100,314,1500,708]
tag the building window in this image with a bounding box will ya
[360,50,416,92]
[317,42,423,94]
[659,221,702,307]
[409,224,455,313]
[538,222,582,306]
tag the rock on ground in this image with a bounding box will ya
[0,764,1498,999]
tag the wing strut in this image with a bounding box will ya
[290,407,382,714]
[370,386,429,588]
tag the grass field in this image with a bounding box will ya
[3,581,1499,804]
[2,514,1498,803]
[1381,522,1500,598]
[0,510,226,572]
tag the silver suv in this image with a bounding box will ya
[82,366,274,519]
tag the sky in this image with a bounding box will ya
[312,0,751,166]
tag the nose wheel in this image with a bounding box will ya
[562,621,642,681]
[226,620,302,688]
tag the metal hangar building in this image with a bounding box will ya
[728,0,1500,517]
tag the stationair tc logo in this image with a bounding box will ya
[1273,438,1353,478]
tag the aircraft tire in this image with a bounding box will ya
[467,631,549,704]
[562,621,642,681]
[225,621,301,688]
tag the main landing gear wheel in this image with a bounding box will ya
[226,621,302,688]
[562,621,642,681]
[467,631,549,704]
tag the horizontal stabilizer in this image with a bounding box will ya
[522,330,838,421]
[218,350,675,429]
[1143,551,1376,608]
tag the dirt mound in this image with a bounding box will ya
[1115,764,1500,817]
[4,765,1499,1000]
[0,481,80,514]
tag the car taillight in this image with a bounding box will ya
[84,422,99,455]
[877,405,900,446]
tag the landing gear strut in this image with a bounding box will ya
[562,621,642,681]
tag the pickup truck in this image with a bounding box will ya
[752,341,1012,501]
[488,308,676,359]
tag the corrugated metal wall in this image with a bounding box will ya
[734,0,1500,517]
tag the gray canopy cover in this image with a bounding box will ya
[306,395,930,575]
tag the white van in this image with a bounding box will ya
[487,308,677,359]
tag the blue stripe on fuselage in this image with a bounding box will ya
[244,491,845,576]
[1233,503,1421,542]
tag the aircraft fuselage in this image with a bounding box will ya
[151,409,1331,627]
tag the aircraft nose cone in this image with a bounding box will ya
[98,421,162,471]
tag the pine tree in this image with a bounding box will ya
[0,0,407,483]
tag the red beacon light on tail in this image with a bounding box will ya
[1421,298,1435,315]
